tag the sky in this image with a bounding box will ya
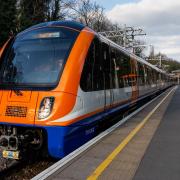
[94,0,180,61]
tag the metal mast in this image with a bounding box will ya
[99,25,146,56]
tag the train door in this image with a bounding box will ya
[101,42,113,110]
[130,58,139,102]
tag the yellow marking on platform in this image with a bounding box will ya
[87,87,176,180]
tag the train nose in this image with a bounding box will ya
[0,137,8,147]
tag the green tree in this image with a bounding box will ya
[51,0,60,20]
[18,0,51,31]
[18,0,34,31]
[0,0,17,46]
[47,0,66,21]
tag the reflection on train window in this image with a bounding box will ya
[111,48,119,89]
[113,49,131,88]
[80,38,104,91]
[145,65,151,85]
[81,40,132,91]
[0,27,78,87]
[137,62,145,85]
[103,42,111,89]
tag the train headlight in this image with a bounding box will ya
[38,97,55,119]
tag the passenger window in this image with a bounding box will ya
[130,59,138,86]
[114,49,131,87]
[92,39,104,91]
[80,38,103,91]
[153,70,157,84]
[145,66,151,85]
[80,42,94,91]
[138,62,145,85]
[102,42,111,89]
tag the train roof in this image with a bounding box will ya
[19,21,85,35]
[98,34,167,75]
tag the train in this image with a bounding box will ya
[0,21,175,160]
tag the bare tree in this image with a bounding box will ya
[46,0,65,21]
[63,0,112,31]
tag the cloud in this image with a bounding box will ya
[106,0,180,60]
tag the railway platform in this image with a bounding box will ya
[32,85,179,180]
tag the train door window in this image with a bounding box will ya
[144,65,147,85]
[115,50,130,87]
[110,47,119,89]
[137,62,145,85]
[130,59,138,86]
[123,54,131,87]
[102,42,111,89]
[145,65,148,85]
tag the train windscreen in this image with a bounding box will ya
[0,27,79,89]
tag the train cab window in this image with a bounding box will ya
[0,27,79,89]
[80,38,103,91]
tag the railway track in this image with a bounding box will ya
[0,155,56,180]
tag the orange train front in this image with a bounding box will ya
[0,21,173,159]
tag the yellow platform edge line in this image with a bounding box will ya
[87,86,176,180]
